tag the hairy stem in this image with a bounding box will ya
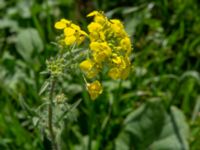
[48,79,58,150]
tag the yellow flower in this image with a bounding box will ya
[110,19,124,29]
[87,80,103,100]
[54,19,70,29]
[94,15,106,24]
[120,56,131,79]
[90,42,111,52]
[55,18,87,46]
[121,65,130,79]
[89,42,99,51]
[64,27,75,36]
[112,54,121,64]
[90,42,112,63]
[87,11,100,17]
[108,68,121,80]
[55,21,66,29]
[80,59,94,72]
[79,30,88,36]
[99,32,106,41]
[88,22,102,32]
[64,35,76,45]
[60,19,70,24]
[76,30,88,45]
[77,35,85,45]
[120,37,132,54]
[86,69,99,78]
[111,54,126,68]
[79,59,99,78]
[87,11,106,24]
[108,55,131,80]
[71,23,81,31]
[93,52,106,63]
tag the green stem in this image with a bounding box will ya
[48,78,58,150]
[80,74,94,150]
[97,80,123,149]
[88,101,94,150]
[167,80,181,110]
[113,79,123,115]
[116,79,123,100]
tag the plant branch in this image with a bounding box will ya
[48,78,58,150]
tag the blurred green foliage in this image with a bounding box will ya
[0,0,200,149]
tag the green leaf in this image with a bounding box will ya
[115,132,130,150]
[150,106,189,150]
[115,99,189,150]
[56,99,82,124]
[16,28,43,61]
[39,81,49,96]
[0,18,19,31]
[180,70,200,85]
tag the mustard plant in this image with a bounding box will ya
[38,10,132,150]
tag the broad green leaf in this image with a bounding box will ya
[115,132,130,150]
[0,18,19,31]
[150,106,189,150]
[16,28,43,61]
[115,99,189,150]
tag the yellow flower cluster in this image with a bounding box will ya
[54,19,87,45]
[54,11,132,100]
[79,11,132,100]
[87,80,102,100]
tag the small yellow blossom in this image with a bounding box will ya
[79,59,99,78]
[54,19,70,29]
[108,68,121,80]
[80,59,94,72]
[55,21,66,29]
[110,19,124,29]
[71,23,81,30]
[87,80,103,100]
[64,27,75,36]
[94,15,106,24]
[121,65,130,79]
[90,42,112,63]
[120,37,132,54]
[60,19,70,24]
[88,22,103,32]
[79,30,88,36]
[87,11,100,17]
[86,69,99,79]
[90,42,111,53]
[64,35,76,45]
[112,54,122,64]
[89,32,99,42]
[93,52,106,63]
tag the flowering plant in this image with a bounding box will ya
[39,10,132,149]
